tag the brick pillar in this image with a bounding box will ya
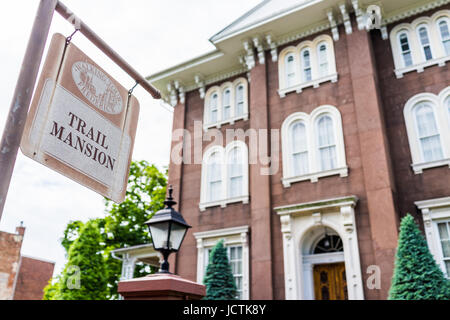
[346,27,399,298]
[249,60,274,299]
[168,101,186,274]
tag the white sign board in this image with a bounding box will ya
[21,34,140,203]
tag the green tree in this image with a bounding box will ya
[43,276,61,300]
[204,240,237,300]
[44,161,167,300]
[389,214,450,300]
[58,220,108,300]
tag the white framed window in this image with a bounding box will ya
[404,87,450,174]
[222,88,231,120]
[416,197,450,278]
[235,83,245,117]
[200,141,249,211]
[317,42,329,77]
[203,78,249,130]
[437,17,450,56]
[398,31,414,67]
[301,48,312,82]
[417,25,434,61]
[285,53,296,87]
[390,10,450,79]
[207,151,223,202]
[281,105,348,187]
[316,115,337,171]
[278,35,337,98]
[194,225,250,300]
[413,103,444,162]
[290,121,309,176]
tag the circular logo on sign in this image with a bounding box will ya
[72,61,123,114]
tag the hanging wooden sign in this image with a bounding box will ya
[20,33,140,203]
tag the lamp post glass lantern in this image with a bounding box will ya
[145,186,191,273]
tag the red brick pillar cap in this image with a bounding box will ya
[118,273,206,300]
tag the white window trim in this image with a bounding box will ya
[194,225,250,299]
[203,78,249,131]
[416,23,435,62]
[403,87,450,174]
[437,16,450,54]
[278,34,338,98]
[199,141,249,211]
[281,105,348,187]
[274,196,364,300]
[415,197,450,278]
[390,10,450,79]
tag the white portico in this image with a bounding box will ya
[111,244,161,281]
[274,196,365,300]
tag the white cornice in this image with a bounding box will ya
[274,195,358,215]
[415,196,450,210]
[383,0,450,25]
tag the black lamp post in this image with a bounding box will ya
[145,185,191,274]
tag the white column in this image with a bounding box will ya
[241,232,250,300]
[421,208,440,262]
[196,238,204,284]
[120,254,137,281]
[340,205,364,300]
[280,214,299,299]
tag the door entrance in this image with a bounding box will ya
[313,263,347,300]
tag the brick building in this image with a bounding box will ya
[0,224,55,300]
[147,0,450,300]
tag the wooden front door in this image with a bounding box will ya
[313,263,348,300]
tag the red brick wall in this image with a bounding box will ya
[13,257,55,300]
[0,230,23,300]
[373,5,450,224]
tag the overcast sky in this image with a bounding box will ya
[0,0,261,276]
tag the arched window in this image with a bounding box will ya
[313,234,343,254]
[223,89,231,120]
[235,84,244,116]
[417,25,433,61]
[207,152,222,202]
[398,32,413,67]
[317,115,337,171]
[414,103,444,162]
[301,49,312,82]
[290,121,309,176]
[228,147,244,198]
[438,18,450,56]
[209,93,219,124]
[317,43,329,77]
[285,54,296,87]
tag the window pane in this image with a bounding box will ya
[439,20,450,55]
[438,222,449,240]
[415,104,444,162]
[210,94,218,123]
[318,44,329,76]
[302,50,312,82]
[236,85,244,116]
[317,116,337,171]
[445,261,450,278]
[286,55,295,87]
[228,148,244,198]
[399,33,413,67]
[207,152,221,201]
[418,27,433,60]
[223,90,231,119]
[290,122,309,175]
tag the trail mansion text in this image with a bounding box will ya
[50,111,116,171]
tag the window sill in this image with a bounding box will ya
[412,158,450,174]
[203,113,249,131]
[278,73,338,98]
[282,166,348,187]
[199,195,249,211]
[395,55,450,79]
